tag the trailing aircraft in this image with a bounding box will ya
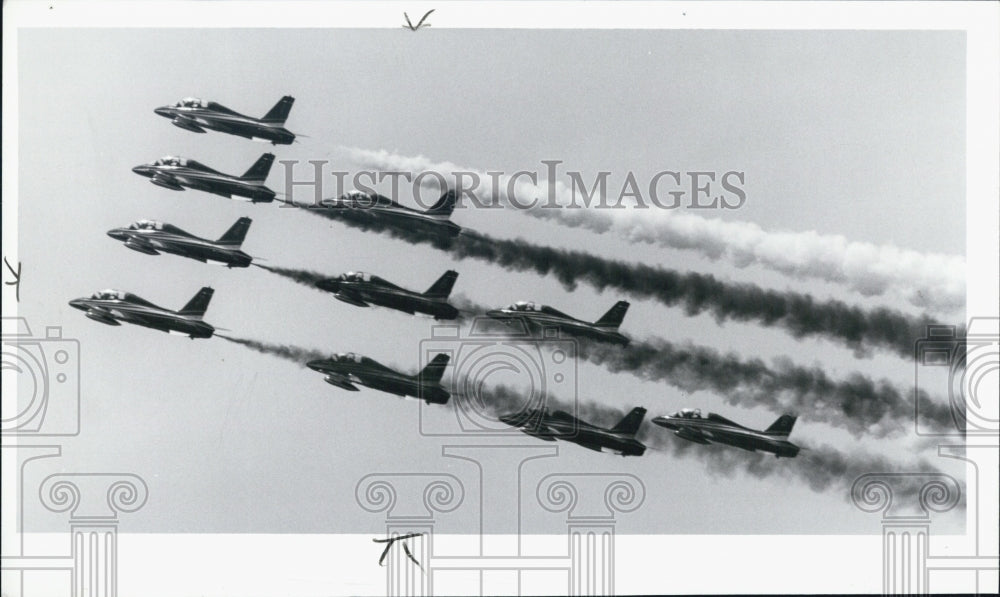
[68,287,216,338]
[651,408,801,458]
[499,406,647,456]
[107,218,254,268]
[306,352,451,404]
[132,153,276,203]
[486,300,630,346]
[315,270,459,320]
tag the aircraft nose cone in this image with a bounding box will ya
[131,165,148,175]
[153,106,171,117]
[68,298,86,310]
[107,229,126,240]
[651,416,672,428]
[306,359,325,372]
[485,309,505,318]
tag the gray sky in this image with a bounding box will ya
[17,28,966,534]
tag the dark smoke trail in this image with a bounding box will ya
[573,338,959,438]
[465,383,960,504]
[302,206,948,360]
[253,263,328,288]
[218,334,326,366]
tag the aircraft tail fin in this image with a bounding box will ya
[241,153,275,182]
[425,190,457,218]
[178,287,214,319]
[424,270,459,298]
[594,301,630,329]
[765,414,797,437]
[217,217,252,246]
[610,407,646,436]
[260,96,295,124]
[418,353,450,385]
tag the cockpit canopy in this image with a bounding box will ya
[674,408,703,419]
[91,289,126,300]
[174,97,207,108]
[153,156,187,167]
[340,271,372,282]
[129,220,163,231]
[334,352,363,363]
[506,301,540,312]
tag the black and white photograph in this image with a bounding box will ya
[2,1,998,595]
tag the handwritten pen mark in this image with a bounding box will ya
[4,257,21,302]
[373,532,424,571]
[403,10,434,31]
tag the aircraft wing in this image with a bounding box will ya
[333,291,369,308]
[519,425,558,441]
[83,307,121,326]
[322,372,361,392]
[571,440,606,452]
[674,427,712,445]
[203,118,257,138]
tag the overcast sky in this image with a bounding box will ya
[16,28,967,534]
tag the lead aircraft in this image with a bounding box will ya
[154,96,297,144]
[69,287,216,339]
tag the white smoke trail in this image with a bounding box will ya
[343,147,966,313]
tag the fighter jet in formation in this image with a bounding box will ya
[132,153,276,203]
[154,96,297,145]
[652,409,800,458]
[321,190,461,238]
[486,300,631,346]
[107,218,254,268]
[315,270,459,320]
[68,287,216,338]
[306,352,451,404]
[499,407,647,456]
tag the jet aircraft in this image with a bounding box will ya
[132,153,276,203]
[68,287,216,338]
[306,352,451,404]
[321,190,461,238]
[154,96,296,144]
[651,409,800,458]
[486,300,631,346]
[107,218,254,268]
[315,270,459,320]
[499,407,647,456]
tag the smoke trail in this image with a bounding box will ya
[301,205,948,360]
[465,383,959,503]
[344,147,966,313]
[218,334,326,366]
[254,263,328,288]
[573,337,958,438]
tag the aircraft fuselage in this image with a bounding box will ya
[107,227,252,268]
[68,296,214,338]
[154,105,295,145]
[132,163,274,203]
[315,278,458,320]
[486,309,629,346]
[306,358,450,404]
[652,415,800,458]
[501,412,646,456]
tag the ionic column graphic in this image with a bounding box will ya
[851,472,961,595]
[356,473,465,597]
[537,474,645,597]
[39,473,148,597]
